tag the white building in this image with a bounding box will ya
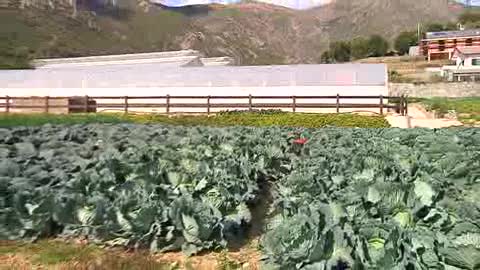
[0,51,388,114]
[452,46,480,67]
[441,47,480,81]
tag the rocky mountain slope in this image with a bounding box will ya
[315,0,456,41]
[181,0,459,63]
[0,0,462,65]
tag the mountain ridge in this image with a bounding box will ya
[1,0,463,66]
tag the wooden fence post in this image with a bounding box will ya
[399,96,404,116]
[292,96,296,113]
[5,96,9,113]
[207,95,211,115]
[124,96,128,114]
[166,95,170,115]
[248,94,252,111]
[336,94,340,113]
[84,95,89,113]
[404,95,408,116]
[45,96,49,113]
[379,95,384,115]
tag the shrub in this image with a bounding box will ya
[350,37,370,60]
[321,41,352,63]
[320,50,334,64]
[423,22,458,33]
[425,22,446,32]
[330,41,351,62]
[459,10,480,24]
[394,31,418,55]
[367,35,389,57]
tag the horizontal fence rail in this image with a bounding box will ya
[0,95,409,116]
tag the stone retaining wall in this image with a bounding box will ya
[389,82,480,97]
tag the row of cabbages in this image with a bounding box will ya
[0,124,297,255]
[263,128,480,269]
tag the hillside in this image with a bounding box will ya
[0,0,462,66]
[311,0,457,41]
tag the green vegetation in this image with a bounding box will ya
[424,22,457,32]
[388,70,414,83]
[329,41,351,62]
[0,9,189,69]
[2,126,479,269]
[350,37,370,60]
[320,41,351,63]
[261,128,480,269]
[367,35,389,57]
[420,97,480,124]
[394,31,418,55]
[321,35,390,63]
[0,7,288,68]
[0,11,37,69]
[0,36,33,69]
[459,10,480,28]
[0,111,390,128]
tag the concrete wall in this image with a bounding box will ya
[389,82,480,97]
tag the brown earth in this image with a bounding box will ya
[0,239,261,270]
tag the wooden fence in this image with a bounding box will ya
[0,95,409,116]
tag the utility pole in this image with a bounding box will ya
[417,23,421,39]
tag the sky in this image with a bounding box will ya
[151,0,480,10]
[455,0,480,5]
[151,0,333,9]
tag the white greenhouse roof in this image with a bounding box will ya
[0,62,387,88]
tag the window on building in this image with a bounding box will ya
[472,59,480,66]
[439,40,446,51]
[466,38,473,46]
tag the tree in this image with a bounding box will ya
[367,35,389,57]
[350,37,370,60]
[444,22,458,31]
[394,31,418,55]
[330,41,351,62]
[425,23,446,32]
[459,11,480,24]
[423,22,458,33]
[320,51,333,63]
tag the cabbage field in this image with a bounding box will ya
[1,124,479,269]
